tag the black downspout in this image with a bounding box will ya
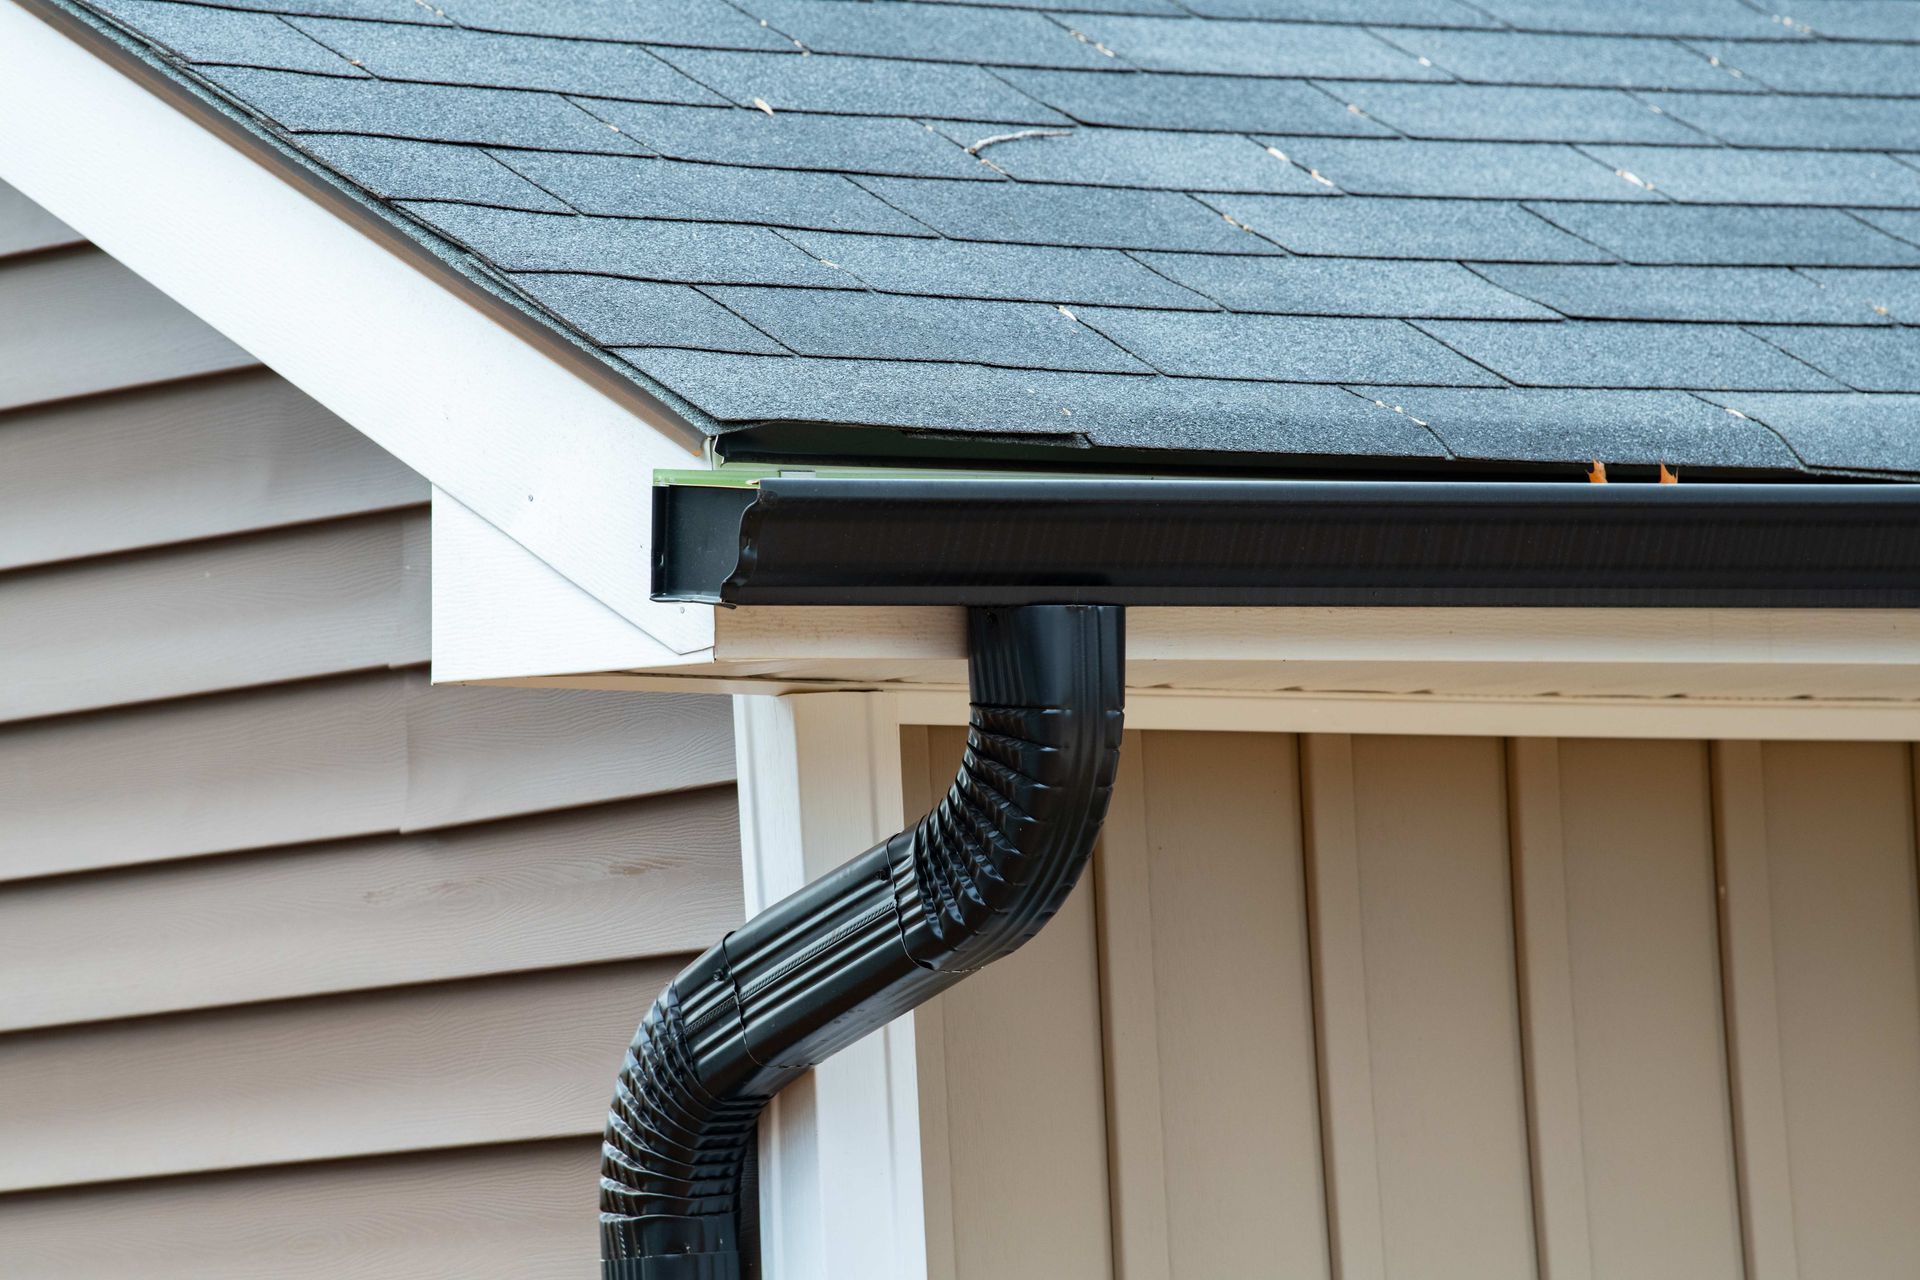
[600,604,1126,1279]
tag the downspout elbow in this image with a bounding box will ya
[600,604,1125,1278]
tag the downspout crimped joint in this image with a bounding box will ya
[600,604,1125,1279]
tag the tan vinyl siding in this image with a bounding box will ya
[0,180,738,1278]
[920,729,1920,1280]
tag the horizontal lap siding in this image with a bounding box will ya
[0,180,738,1278]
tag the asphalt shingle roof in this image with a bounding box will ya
[56,0,1920,476]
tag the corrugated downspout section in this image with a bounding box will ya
[599,604,1125,1279]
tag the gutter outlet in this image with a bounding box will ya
[600,604,1125,1279]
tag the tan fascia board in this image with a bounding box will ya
[0,0,714,655]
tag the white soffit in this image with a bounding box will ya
[0,0,713,655]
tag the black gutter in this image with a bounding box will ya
[611,472,1920,1276]
[656,477,1920,608]
[601,605,1123,1279]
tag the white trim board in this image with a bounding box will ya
[0,0,712,655]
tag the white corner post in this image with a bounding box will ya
[732,691,929,1280]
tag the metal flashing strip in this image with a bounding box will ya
[655,478,1920,609]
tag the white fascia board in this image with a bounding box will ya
[0,0,712,655]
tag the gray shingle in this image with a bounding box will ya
[202,67,648,151]
[1208,195,1614,261]
[94,0,362,74]
[705,286,1153,371]
[920,0,1183,12]
[996,69,1393,134]
[781,230,1216,306]
[1772,1,1920,42]
[1691,39,1920,96]
[1702,392,1920,472]
[1134,252,1559,317]
[734,0,1112,67]
[1582,144,1920,208]
[620,348,1111,431]
[398,203,845,283]
[1323,82,1710,145]
[1799,268,1920,323]
[654,49,1069,121]
[1852,209,1920,252]
[976,127,1335,193]
[1415,318,1846,388]
[1527,203,1920,266]
[1177,0,1497,24]
[1376,28,1758,91]
[1584,145,1920,208]
[290,18,727,104]
[1645,92,1920,152]
[295,134,571,209]
[1080,310,1504,382]
[1265,137,1654,200]
[1473,263,1898,324]
[114,0,446,18]
[1073,378,1446,454]
[1461,0,1782,39]
[1350,385,1804,467]
[508,274,788,350]
[495,152,931,233]
[620,349,1448,456]
[1747,325,1920,391]
[854,177,1273,251]
[585,102,993,178]
[1069,15,1445,78]
[432,0,795,50]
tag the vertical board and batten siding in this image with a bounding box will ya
[916,729,1920,1280]
[0,180,741,1276]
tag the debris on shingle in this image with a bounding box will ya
[1071,14,1446,78]
[1347,385,1803,468]
[1322,82,1710,146]
[1415,319,1847,389]
[583,102,998,179]
[1686,38,1920,96]
[1581,145,1920,207]
[1473,263,1898,324]
[1376,27,1762,91]
[1701,392,1920,472]
[1207,195,1614,261]
[968,126,1337,193]
[998,68,1393,135]
[655,48,1071,123]
[71,0,1920,475]
[781,230,1215,307]
[1078,310,1504,383]
[432,0,794,50]
[1261,137,1661,201]
[703,287,1154,372]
